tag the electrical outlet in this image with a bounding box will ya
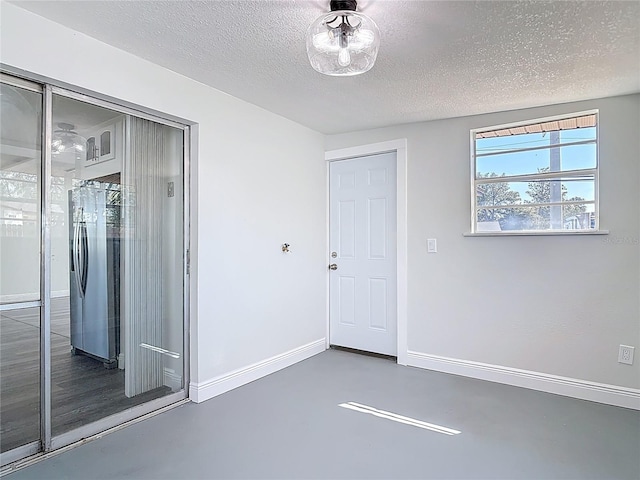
[618,345,635,365]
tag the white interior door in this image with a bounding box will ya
[329,152,397,356]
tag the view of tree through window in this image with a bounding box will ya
[472,112,598,233]
[0,171,78,237]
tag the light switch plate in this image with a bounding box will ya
[427,238,437,253]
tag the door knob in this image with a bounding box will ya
[329,264,338,270]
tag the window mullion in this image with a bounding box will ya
[477,200,596,210]
[475,168,597,184]
[475,138,596,158]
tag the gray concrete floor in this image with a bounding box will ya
[6,349,640,479]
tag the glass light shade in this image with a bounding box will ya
[307,10,380,76]
[51,123,85,159]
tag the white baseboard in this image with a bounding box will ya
[407,350,640,410]
[0,290,69,303]
[0,293,38,303]
[163,368,182,391]
[189,338,326,403]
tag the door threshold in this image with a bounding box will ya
[329,345,397,361]
[0,398,190,477]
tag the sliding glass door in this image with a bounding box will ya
[0,76,43,461]
[0,73,189,465]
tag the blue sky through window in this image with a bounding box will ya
[475,126,596,201]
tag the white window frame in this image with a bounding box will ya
[469,109,604,236]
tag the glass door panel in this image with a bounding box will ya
[0,80,42,454]
[0,76,186,463]
[0,82,42,305]
[50,94,185,437]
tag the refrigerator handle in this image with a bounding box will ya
[74,209,85,298]
[80,222,89,297]
[80,221,89,297]
[70,219,76,272]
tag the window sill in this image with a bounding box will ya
[463,230,610,237]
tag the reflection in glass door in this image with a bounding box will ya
[0,78,43,458]
[49,94,186,440]
[0,73,188,466]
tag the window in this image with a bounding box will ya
[471,111,599,233]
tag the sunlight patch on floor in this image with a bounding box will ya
[338,401,461,435]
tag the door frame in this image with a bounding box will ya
[325,139,408,365]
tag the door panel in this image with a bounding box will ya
[0,81,42,456]
[369,278,387,329]
[329,152,397,355]
[338,276,356,326]
[50,94,186,438]
[338,200,356,258]
[368,198,387,258]
[0,74,189,466]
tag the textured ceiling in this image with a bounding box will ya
[10,0,640,134]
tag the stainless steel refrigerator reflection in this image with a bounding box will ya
[69,182,120,367]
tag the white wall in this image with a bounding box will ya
[326,94,640,391]
[0,2,326,397]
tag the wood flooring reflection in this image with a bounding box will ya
[0,297,170,453]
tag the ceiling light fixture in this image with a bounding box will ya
[51,122,85,158]
[306,0,380,76]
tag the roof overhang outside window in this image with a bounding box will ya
[475,114,597,139]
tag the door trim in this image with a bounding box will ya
[325,139,408,365]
